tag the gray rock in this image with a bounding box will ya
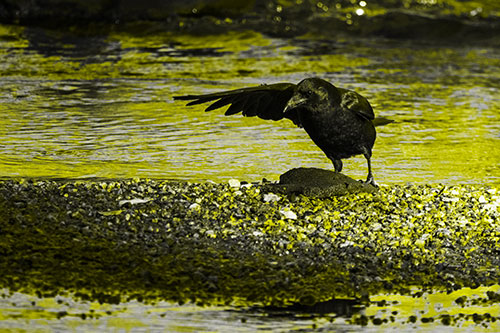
[263,167,377,197]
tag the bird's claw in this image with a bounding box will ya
[364,175,378,188]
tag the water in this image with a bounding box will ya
[0,25,499,184]
[2,287,500,331]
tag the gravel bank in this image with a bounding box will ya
[1,178,499,316]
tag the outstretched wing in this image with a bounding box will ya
[337,88,375,121]
[174,83,299,124]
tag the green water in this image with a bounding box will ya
[0,24,499,184]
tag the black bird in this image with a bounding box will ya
[174,77,392,185]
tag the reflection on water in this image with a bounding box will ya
[0,25,499,184]
[260,297,363,317]
[2,287,500,331]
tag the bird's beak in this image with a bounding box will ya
[284,94,307,113]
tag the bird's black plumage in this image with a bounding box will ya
[174,77,391,185]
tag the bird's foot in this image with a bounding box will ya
[364,175,378,188]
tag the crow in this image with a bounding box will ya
[174,77,392,185]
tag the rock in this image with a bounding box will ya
[118,198,151,206]
[263,167,377,197]
[263,193,281,203]
[228,179,240,188]
[279,208,297,220]
[189,203,200,210]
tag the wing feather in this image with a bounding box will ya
[338,88,375,120]
[185,97,216,106]
[241,92,265,117]
[174,83,299,124]
[205,96,235,111]
[224,98,246,116]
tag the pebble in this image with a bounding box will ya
[263,193,281,202]
[118,198,151,206]
[189,203,200,210]
[279,208,297,220]
[228,179,240,188]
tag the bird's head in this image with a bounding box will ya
[284,78,340,113]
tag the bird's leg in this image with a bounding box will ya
[364,153,377,187]
[331,158,343,173]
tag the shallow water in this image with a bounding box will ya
[2,286,500,332]
[0,25,499,184]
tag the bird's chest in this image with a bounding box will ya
[299,109,354,139]
[298,109,368,156]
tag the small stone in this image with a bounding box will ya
[263,193,281,202]
[280,209,297,220]
[415,239,426,248]
[118,198,150,206]
[340,240,354,247]
[189,203,200,210]
[313,215,322,223]
[228,179,240,188]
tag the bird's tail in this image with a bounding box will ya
[372,117,394,127]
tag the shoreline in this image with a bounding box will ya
[1,177,499,324]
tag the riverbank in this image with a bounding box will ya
[1,0,499,44]
[0,177,499,326]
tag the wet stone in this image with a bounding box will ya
[263,167,377,197]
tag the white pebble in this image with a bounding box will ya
[263,193,281,202]
[189,203,200,210]
[228,179,240,188]
[280,209,297,220]
[340,240,354,248]
[118,198,151,206]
